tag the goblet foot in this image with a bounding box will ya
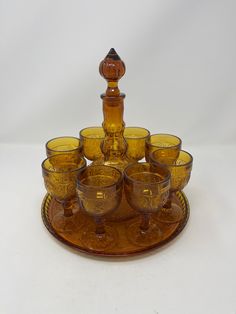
[52,212,83,233]
[127,218,162,247]
[81,226,116,251]
[156,202,183,224]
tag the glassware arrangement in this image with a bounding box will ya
[41,48,193,257]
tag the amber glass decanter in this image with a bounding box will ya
[93,48,133,171]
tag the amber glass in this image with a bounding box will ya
[42,154,86,231]
[41,49,193,256]
[150,149,193,223]
[94,48,132,171]
[124,162,170,246]
[46,136,82,159]
[79,127,105,161]
[124,127,150,161]
[145,134,182,162]
[77,165,123,251]
[42,191,190,256]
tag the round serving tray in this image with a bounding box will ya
[41,191,190,257]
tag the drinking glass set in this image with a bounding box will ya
[42,131,193,252]
[41,49,193,256]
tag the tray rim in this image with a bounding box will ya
[41,191,190,257]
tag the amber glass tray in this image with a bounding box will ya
[41,191,189,257]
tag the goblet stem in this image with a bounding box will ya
[140,213,151,232]
[95,217,105,236]
[62,199,74,217]
[163,192,174,210]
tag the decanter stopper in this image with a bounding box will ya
[99,48,126,96]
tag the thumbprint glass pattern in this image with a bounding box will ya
[124,162,170,246]
[42,154,86,232]
[124,127,150,161]
[150,149,193,223]
[77,165,123,251]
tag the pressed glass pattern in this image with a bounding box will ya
[93,48,132,171]
[41,48,193,257]
[150,149,193,224]
[124,162,170,246]
[42,154,86,232]
[77,165,123,251]
[42,191,189,256]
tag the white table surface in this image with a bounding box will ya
[0,143,236,314]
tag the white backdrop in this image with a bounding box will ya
[1,0,236,145]
[1,1,236,314]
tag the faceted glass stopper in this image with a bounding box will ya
[99,48,126,82]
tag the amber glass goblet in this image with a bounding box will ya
[124,162,170,246]
[79,127,105,161]
[124,127,150,161]
[46,136,82,159]
[145,133,182,162]
[42,154,86,232]
[77,165,123,251]
[150,149,193,223]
